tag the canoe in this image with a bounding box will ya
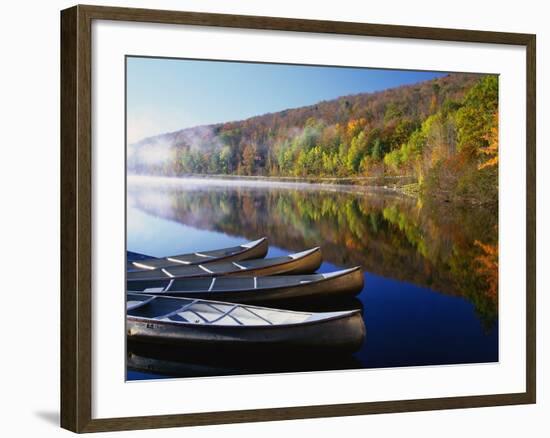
[127,267,363,304]
[127,237,268,272]
[126,247,322,281]
[127,293,365,353]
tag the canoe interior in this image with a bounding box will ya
[127,293,310,326]
[127,293,353,327]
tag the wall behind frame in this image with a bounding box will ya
[0,0,546,437]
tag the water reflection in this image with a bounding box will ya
[127,341,363,379]
[128,177,498,327]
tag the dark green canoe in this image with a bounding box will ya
[127,267,363,304]
[126,247,322,281]
[127,237,268,272]
[127,293,365,353]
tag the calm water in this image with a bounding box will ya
[126,176,498,380]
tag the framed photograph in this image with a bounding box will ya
[60,4,536,433]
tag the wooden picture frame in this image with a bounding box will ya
[60,4,536,433]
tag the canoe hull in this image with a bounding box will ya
[127,311,365,354]
[132,268,364,305]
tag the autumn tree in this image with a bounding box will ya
[130,72,499,204]
[478,112,498,170]
[241,143,257,175]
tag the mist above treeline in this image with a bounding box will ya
[128,72,498,204]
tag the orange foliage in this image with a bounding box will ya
[346,118,367,139]
[429,94,438,113]
[474,240,498,300]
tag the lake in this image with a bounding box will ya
[126,176,498,380]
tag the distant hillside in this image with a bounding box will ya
[128,72,498,204]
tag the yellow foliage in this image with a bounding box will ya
[478,112,499,170]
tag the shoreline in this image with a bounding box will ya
[127,173,418,197]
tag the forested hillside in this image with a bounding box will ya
[128,72,498,204]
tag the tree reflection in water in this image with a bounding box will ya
[128,178,498,327]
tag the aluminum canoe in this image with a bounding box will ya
[127,237,268,272]
[126,247,322,281]
[127,293,365,353]
[128,267,363,304]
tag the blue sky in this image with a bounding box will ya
[126,57,446,143]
